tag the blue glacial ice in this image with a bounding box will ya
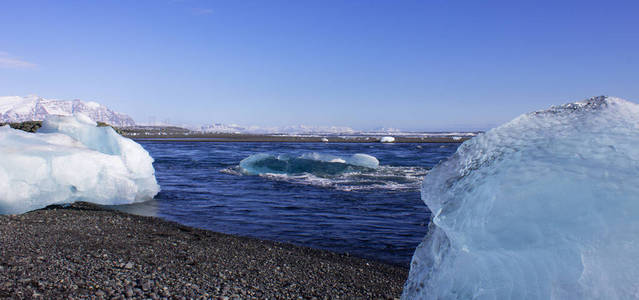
[0,114,160,214]
[239,152,379,176]
[403,96,639,299]
[228,152,427,192]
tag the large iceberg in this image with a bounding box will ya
[403,96,639,299]
[0,114,159,214]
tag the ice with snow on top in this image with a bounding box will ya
[403,96,639,300]
[0,114,159,214]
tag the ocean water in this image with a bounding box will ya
[125,141,459,266]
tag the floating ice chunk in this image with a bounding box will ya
[0,114,159,214]
[347,153,380,169]
[380,136,395,143]
[239,152,379,176]
[403,96,639,299]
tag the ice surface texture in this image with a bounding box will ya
[239,152,379,176]
[0,114,159,214]
[403,96,639,299]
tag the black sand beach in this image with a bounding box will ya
[0,202,407,299]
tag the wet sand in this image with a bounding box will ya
[0,202,407,299]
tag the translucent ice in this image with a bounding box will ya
[403,96,639,299]
[239,152,379,176]
[0,114,159,214]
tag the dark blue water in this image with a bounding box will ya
[133,142,458,266]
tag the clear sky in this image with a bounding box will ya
[1,0,638,130]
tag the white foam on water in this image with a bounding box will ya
[224,164,428,192]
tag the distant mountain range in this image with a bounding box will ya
[200,122,479,137]
[0,95,481,137]
[200,123,358,135]
[0,95,135,127]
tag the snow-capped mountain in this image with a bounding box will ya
[0,95,136,127]
[199,122,480,137]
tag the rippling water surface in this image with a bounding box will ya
[130,141,458,265]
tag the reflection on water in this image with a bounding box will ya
[106,199,160,217]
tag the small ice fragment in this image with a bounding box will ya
[380,136,395,143]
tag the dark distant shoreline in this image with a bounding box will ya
[0,202,407,298]
[130,133,472,143]
[1,121,476,143]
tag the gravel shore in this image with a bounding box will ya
[0,202,408,299]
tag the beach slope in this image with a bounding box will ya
[0,202,406,299]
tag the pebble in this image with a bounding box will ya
[125,287,134,297]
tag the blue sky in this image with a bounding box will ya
[1,0,638,130]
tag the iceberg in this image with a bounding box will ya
[226,152,426,192]
[0,114,159,214]
[239,152,379,176]
[403,96,639,299]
